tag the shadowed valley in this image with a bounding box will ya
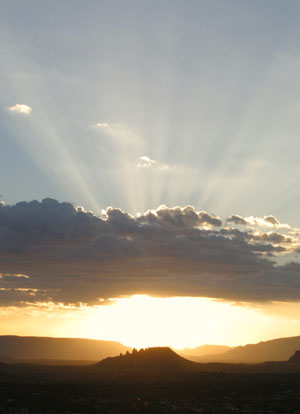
[0,338,300,413]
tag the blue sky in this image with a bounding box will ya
[1,1,300,223]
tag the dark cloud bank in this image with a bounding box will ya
[0,199,299,306]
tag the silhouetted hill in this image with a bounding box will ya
[94,347,198,377]
[0,336,130,361]
[186,336,300,363]
[0,348,200,383]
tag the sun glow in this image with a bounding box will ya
[74,295,300,349]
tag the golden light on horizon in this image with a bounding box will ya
[75,295,300,349]
[0,295,299,350]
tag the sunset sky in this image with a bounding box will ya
[1,1,300,349]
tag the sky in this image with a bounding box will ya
[1,0,300,349]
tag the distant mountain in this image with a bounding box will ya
[0,336,130,362]
[185,336,300,363]
[177,345,232,357]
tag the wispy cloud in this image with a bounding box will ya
[0,273,30,281]
[8,103,32,115]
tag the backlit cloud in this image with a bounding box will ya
[0,199,299,306]
[8,103,32,114]
[227,214,290,229]
[137,205,222,228]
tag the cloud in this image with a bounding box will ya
[250,231,294,245]
[136,155,169,170]
[227,214,290,229]
[264,215,281,226]
[96,122,124,136]
[0,199,299,306]
[137,155,156,168]
[137,205,222,228]
[8,104,32,114]
[226,214,248,226]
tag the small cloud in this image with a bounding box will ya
[96,122,127,136]
[8,103,32,114]
[96,122,139,144]
[137,156,157,168]
[97,122,110,128]
[137,155,169,170]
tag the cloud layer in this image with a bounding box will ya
[0,199,299,306]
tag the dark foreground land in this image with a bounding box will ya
[0,347,300,413]
[0,373,300,414]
